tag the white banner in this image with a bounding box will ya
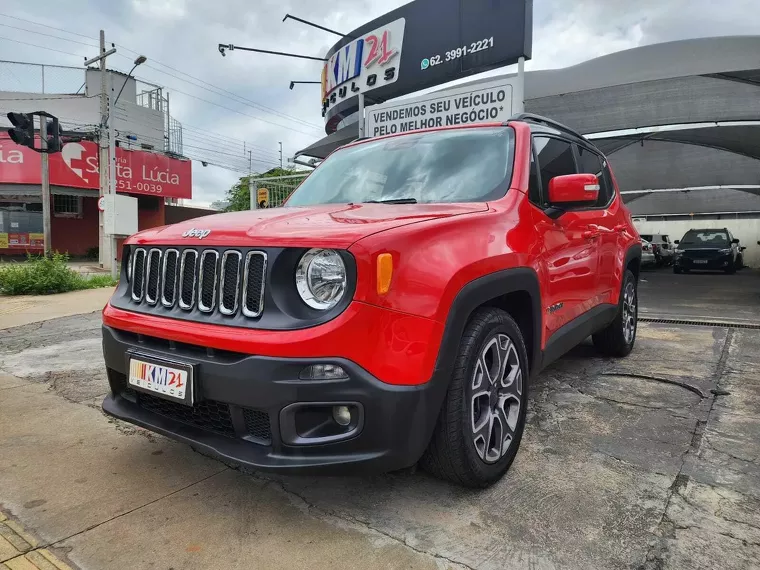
[365,77,520,138]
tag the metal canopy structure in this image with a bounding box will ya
[296,36,760,216]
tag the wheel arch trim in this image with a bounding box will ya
[433,268,542,382]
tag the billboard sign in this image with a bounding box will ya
[366,78,518,138]
[0,134,192,199]
[321,18,405,115]
[322,0,532,133]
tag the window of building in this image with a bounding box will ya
[533,137,577,201]
[53,195,83,218]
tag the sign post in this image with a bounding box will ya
[39,115,51,255]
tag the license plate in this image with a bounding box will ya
[694,259,708,264]
[128,355,193,405]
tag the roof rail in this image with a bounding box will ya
[510,113,588,141]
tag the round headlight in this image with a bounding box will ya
[296,249,347,310]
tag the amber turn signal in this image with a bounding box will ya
[377,253,393,295]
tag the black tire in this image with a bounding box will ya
[725,261,736,274]
[673,266,681,274]
[593,269,637,357]
[420,307,529,488]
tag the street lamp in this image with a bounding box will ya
[115,55,147,106]
[107,54,146,280]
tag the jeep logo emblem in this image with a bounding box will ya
[182,228,211,239]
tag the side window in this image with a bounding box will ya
[528,143,542,205]
[533,137,577,202]
[577,146,612,207]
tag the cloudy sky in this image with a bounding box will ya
[1,0,758,206]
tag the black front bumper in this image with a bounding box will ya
[675,254,732,270]
[101,326,447,475]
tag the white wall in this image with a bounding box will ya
[0,71,165,151]
[634,218,760,266]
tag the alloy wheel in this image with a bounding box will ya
[470,333,523,464]
[622,281,637,344]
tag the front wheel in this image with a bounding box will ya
[725,261,736,274]
[420,307,528,488]
[593,269,637,357]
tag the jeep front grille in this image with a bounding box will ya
[129,247,266,319]
[131,248,146,302]
[242,251,266,318]
[145,249,161,305]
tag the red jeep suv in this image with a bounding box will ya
[102,114,641,487]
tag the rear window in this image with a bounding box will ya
[640,235,653,242]
[286,128,515,206]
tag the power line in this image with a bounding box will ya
[138,79,321,137]
[114,43,323,130]
[0,35,85,58]
[0,13,324,132]
[0,22,98,48]
[0,13,96,41]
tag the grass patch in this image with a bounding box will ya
[0,253,118,295]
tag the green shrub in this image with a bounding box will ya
[0,253,117,295]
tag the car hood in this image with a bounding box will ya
[128,203,489,248]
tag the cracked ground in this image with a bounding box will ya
[1,271,760,569]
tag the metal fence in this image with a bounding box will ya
[0,60,85,94]
[249,174,311,209]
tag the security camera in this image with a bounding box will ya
[290,81,295,90]
[218,44,227,57]
[201,161,208,167]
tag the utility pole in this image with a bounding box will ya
[279,142,283,169]
[84,31,116,272]
[108,73,118,280]
[99,30,109,270]
[39,115,51,255]
[248,150,252,176]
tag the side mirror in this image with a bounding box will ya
[732,238,740,244]
[548,173,599,204]
[544,174,599,219]
[741,246,747,251]
[674,240,680,245]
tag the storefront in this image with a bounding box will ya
[0,133,191,257]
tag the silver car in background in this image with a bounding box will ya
[641,238,656,266]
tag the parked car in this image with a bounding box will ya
[674,228,741,274]
[100,114,641,488]
[641,239,656,266]
[639,234,674,266]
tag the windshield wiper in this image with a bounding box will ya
[364,198,418,204]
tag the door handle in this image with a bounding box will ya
[613,224,627,233]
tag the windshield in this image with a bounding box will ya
[286,127,514,206]
[680,230,730,247]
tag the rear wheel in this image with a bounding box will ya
[673,266,682,274]
[420,307,528,488]
[593,269,637,357]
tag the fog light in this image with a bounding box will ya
[332,405,352,426]
[299,364,348,380]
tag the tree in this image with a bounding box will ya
[224,167,304,212]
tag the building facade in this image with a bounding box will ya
[0,60,191,258]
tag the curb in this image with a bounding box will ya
[0,510,75,570]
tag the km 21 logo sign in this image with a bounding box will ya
[321,18,406,117]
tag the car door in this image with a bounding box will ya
[529,136,600,342]
[575,146,619,299]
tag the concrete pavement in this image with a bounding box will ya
[0,288,113,330]
[0,281,759,568]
